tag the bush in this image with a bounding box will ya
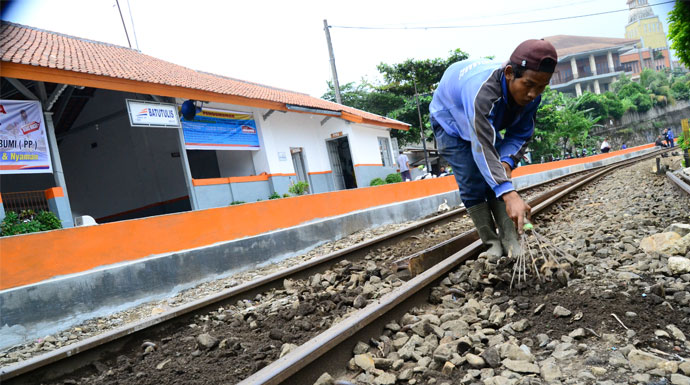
[283,193,290,198]
[370,178,385,186]
[288,181,309,195]
[230,201,246,205]
[268,192,281,200]
[385,173,403,184]
[1,210,62,236]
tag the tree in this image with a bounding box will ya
[322,49,470,146]
[668,0,690,68]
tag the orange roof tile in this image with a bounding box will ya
[0,22,409,130]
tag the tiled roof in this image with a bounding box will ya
[0,22,408,129]
[544,35,640,59]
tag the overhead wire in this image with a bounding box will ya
[330,0,675,30]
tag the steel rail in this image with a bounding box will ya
[0,148,666,384]
[238,148,669,385]
[667,171,690,196]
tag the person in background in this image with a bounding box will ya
[666,128,674,148]
[655,135,667,147]
[600,138,611,153]
[397,152,411,181]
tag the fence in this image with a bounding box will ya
[1,191,50,214]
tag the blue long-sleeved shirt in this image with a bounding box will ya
[430,59,540,198]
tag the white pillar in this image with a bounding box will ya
[176,125,199,210]
[594,79,601,94]
[44,111,74,227]
[607,51,615,73]
[575,83,582,97]
[570,57,579,78]
[589,54,597,75]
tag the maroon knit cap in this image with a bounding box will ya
[510,39,558,73]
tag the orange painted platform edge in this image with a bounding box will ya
[0,143,655,290]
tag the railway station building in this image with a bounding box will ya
[0,22,409,226]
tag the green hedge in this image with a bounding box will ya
[370,178,385,186]
[1,210,62,236]
[385,173,403,184]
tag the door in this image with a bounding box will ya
[326,139,345,190]
[326,136,356,190]
[290,147,308,184]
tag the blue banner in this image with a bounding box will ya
[182,108,260,150]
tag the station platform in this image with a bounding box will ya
[0,143,658,348]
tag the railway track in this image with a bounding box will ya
[0,148,671,385]
[668,167,690,196]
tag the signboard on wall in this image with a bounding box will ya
[126,99,181,128]
[0,99,53,174]
[182,108,260,150]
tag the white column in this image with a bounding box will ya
[593,79,601,94]
[575,83,582,97]
[570,57,579,78]
[44,111,74,226]
[176,125,199,210]
[607,51,615,73]
[589,54,597,75]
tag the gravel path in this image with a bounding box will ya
[2,169,586,373]
[324,155,690,385]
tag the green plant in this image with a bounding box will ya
[385,173,403,184]
[288,181,309,195]
[370,177,386,186]
[268,192,281,200]
[282,193,290,198]
[678,130,689,151]
[1,210,62,236]
[230,201,246,205]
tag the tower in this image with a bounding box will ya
[624,0,668,49]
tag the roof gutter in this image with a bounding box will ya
[285,104,342,117]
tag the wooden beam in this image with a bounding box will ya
[36,81,48,103]
[2,62,288,112]
[6,78,38,100]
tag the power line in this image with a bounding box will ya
[330,1,675,30]
[375,0,599,27]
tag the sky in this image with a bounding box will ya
[2,0,678,98]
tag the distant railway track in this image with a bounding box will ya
[1,148,670,385]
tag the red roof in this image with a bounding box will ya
[0,22,408,130]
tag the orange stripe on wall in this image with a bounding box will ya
[44,187,64,200]
[0,143,657,290]
[354,163,384,167]
[308,171,332,175]
[512,143,655,177]
[0,177,457,290]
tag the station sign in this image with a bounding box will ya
[331,131,343,138]
[0,99,53,174]
[126,99,181,128]
[182,107,260,151]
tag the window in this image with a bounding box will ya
[378,137,393,167]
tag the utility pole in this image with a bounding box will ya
[323,19,342,105]
[115,0,132,49]
[413,76,431,172]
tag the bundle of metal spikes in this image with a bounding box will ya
[510,221,574,290]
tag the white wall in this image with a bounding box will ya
[61,90,187,219]
[349,124,395,166]
[257,111,353,175]
[171,98,401,184]
[216,150,256,177]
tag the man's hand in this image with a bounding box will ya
[502,191,531,233]
[501,161,512,178]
